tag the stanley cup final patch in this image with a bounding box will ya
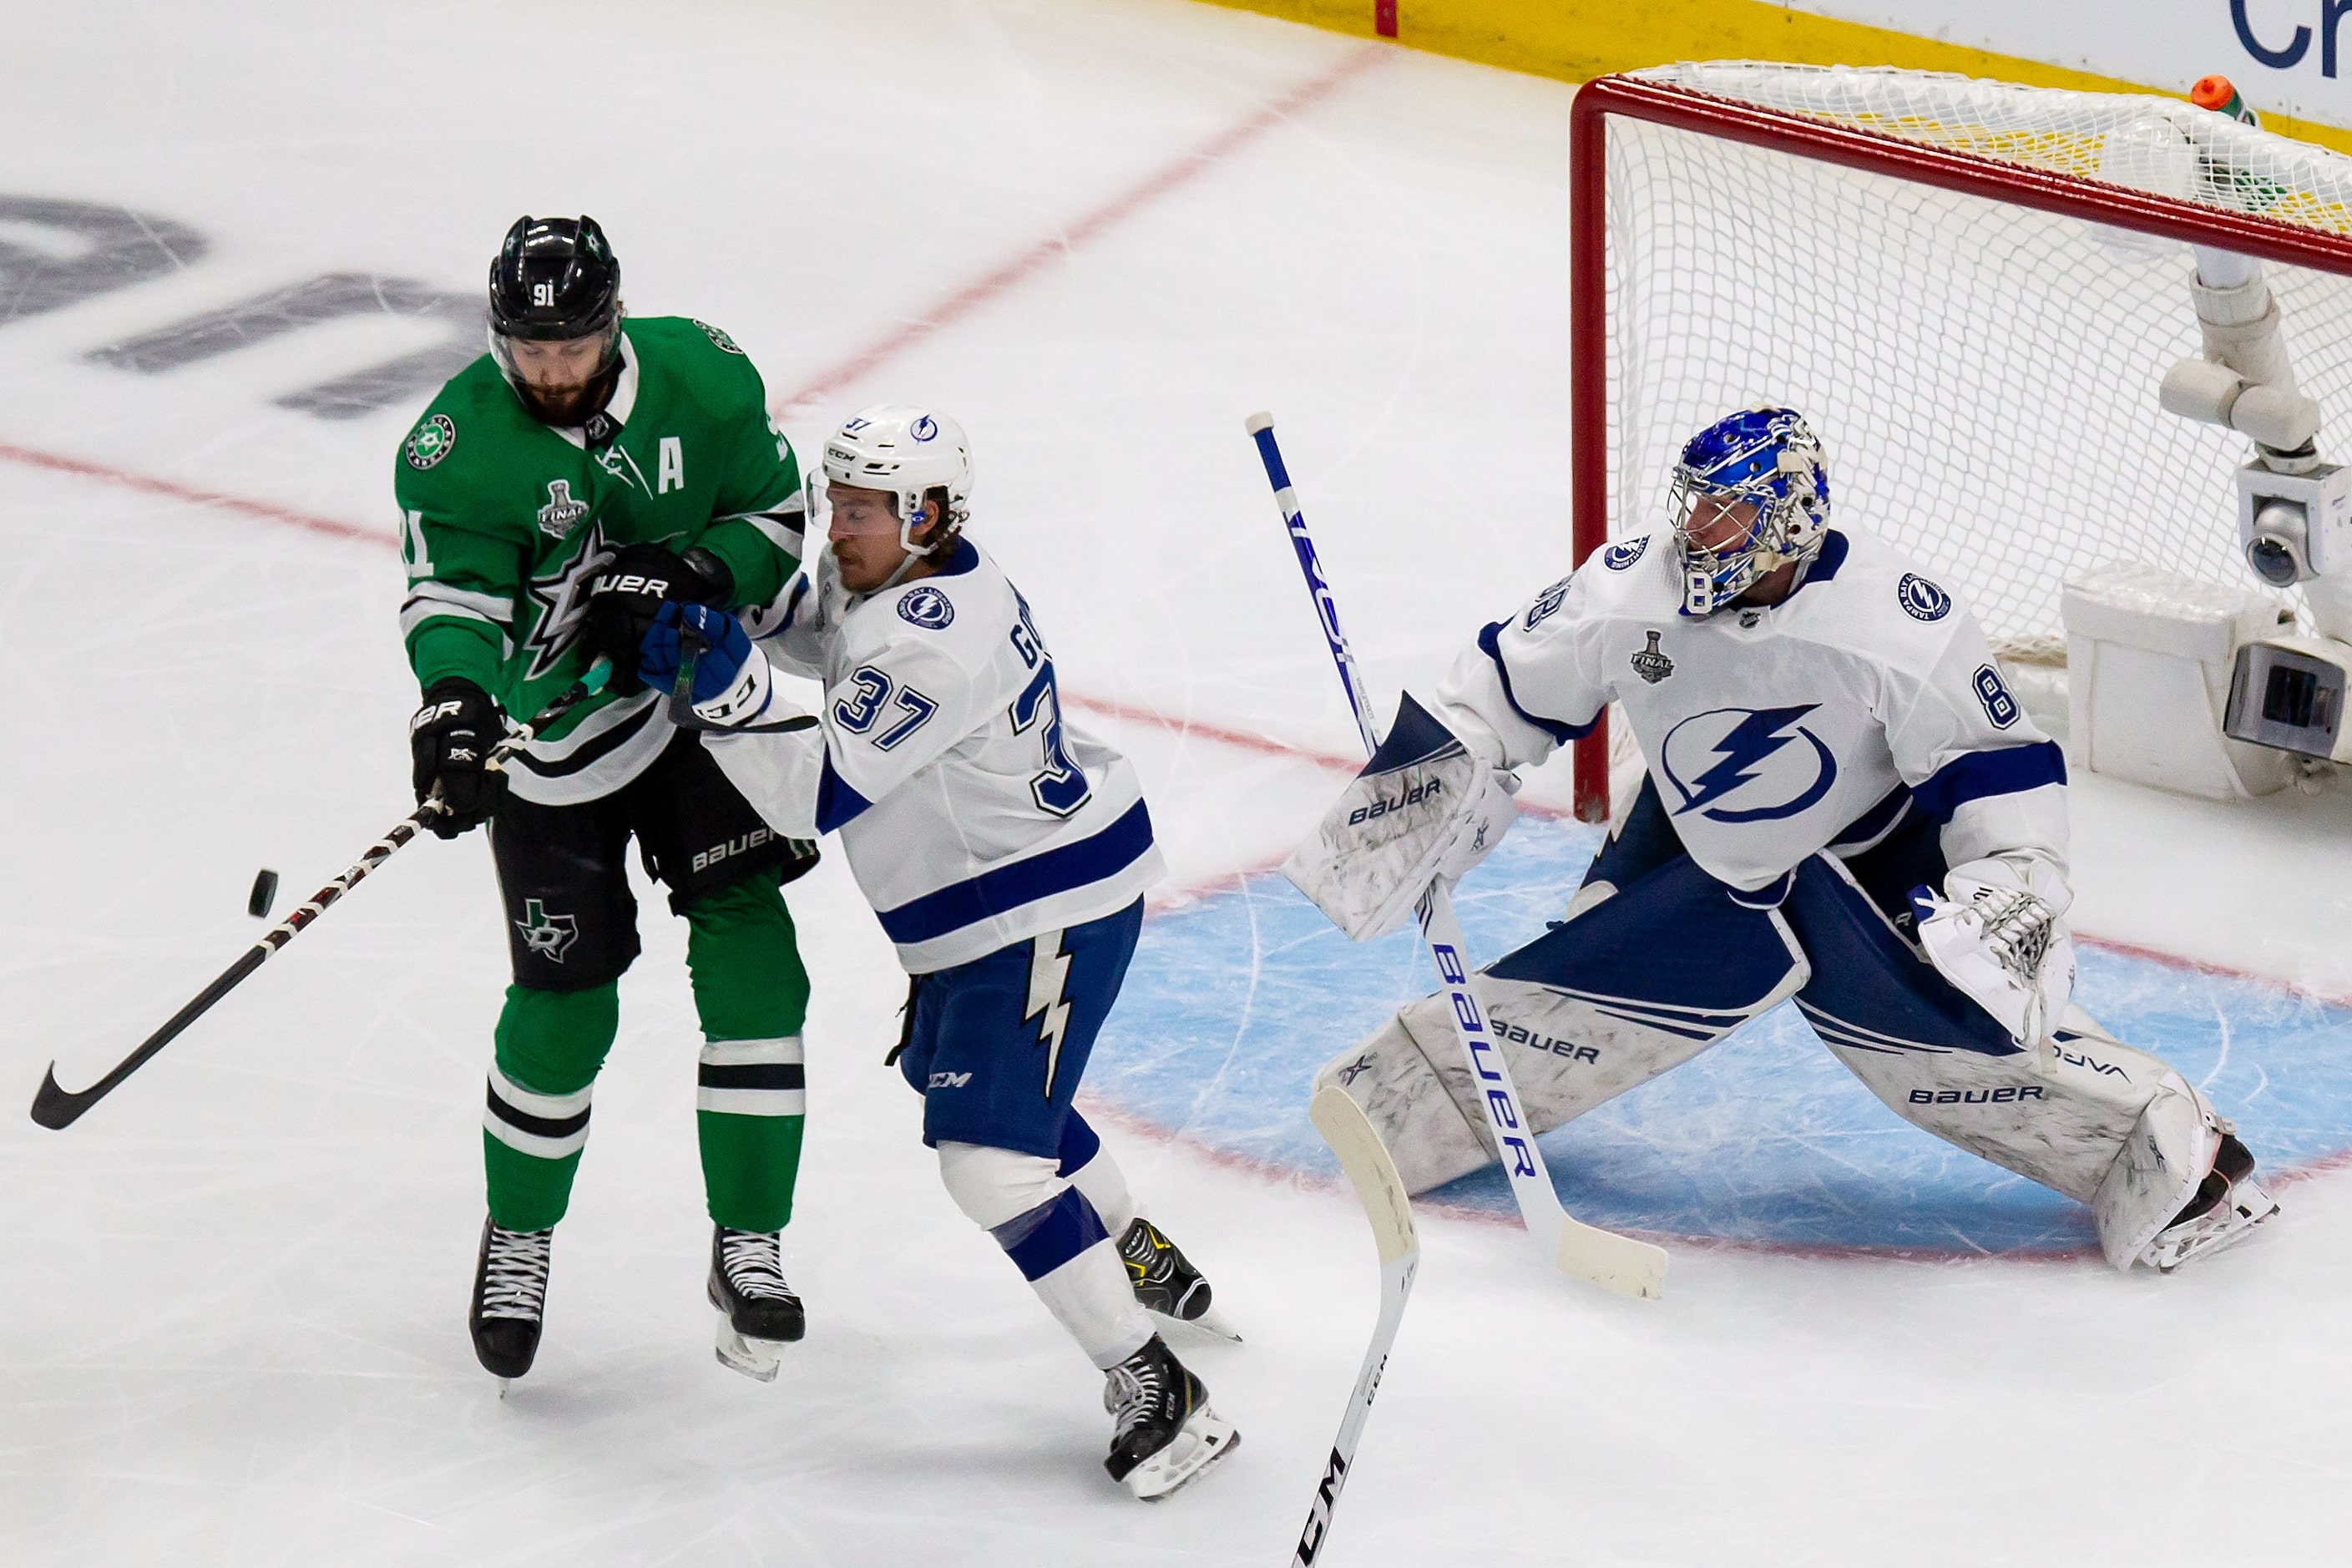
[537,479,589,539]
[1630,630,1675,684]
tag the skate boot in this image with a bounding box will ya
[1120,1217,1238,1340]
[470,1217,553,1386]
[1102,1334,1237,1500]
[2143,1132,2279,1271]
[708,1226,804,1382]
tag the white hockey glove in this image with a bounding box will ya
[1909,854,2076,1046]
[1283,693,1518,942]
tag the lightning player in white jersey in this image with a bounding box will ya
[1290,407,2277,1272]
[633,406,1237,1499]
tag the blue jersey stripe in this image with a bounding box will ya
[814,754,874,834]
[1910,741,2066,823]
[876,800,1155,946]
[1478,620,1595,745]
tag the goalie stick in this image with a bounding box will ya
[28,658,616,1130]
[1245,412,1666,1301]
[1292,1085,1419,1566]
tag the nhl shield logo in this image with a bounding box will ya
[1631,630,1675,685]
[537,479,590,540]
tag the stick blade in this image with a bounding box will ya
[1311,1085,1418,1266]
[28,1065,99,1130]
[1560,1216,1668,1301]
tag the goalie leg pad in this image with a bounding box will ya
[1785,855,2249,1264]
[2092,1075,2228,1271]
[1315,852,1808,1195]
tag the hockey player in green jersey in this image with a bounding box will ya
[397,215,815,1386]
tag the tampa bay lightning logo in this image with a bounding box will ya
[1659,705,1839,822]
[911,414,939,442]
[898,584,954,630]
[1602,536,1649,571]
[1897,573,1952,622]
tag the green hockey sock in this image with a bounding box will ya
[483,982,619,1233]
[686,873,810,1232]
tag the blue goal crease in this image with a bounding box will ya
[1087,817,2352,1257]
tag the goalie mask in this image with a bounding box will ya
[822,404,974,559]
[1665,407,1832,617]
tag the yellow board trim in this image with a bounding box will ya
[1197,0,2352,157]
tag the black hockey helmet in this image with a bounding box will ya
[488,215,620,341]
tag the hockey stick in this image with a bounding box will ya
[1292,1085,1419,1565]
[28,658,616,1130]
[664,620,818,736]
[1246,412,1666,1300]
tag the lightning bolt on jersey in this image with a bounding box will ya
[394,316,807,804]
[707,539,1165,972]
[1436,525,2069,895]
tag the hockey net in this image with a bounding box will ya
[1569,62,2352,817]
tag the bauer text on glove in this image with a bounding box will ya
[1283,692,1518,941]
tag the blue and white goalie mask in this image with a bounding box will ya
[1665,407,1832,617]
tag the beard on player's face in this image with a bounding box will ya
[504,332,612,426]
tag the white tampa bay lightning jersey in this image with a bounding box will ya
[1434,524,2070,894]
[707,537,1164,973]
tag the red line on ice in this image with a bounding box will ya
[0,441,388,546]
[768,43,1388,418]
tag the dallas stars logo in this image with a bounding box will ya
[404,413,455,470]
[520,522,616,680]
[514,898,579,964]
[537,478,589,540]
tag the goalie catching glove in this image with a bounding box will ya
[1283,693,1517,941]
[1909,853,2076,1046]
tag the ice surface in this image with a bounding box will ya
[5,3,2352,1565]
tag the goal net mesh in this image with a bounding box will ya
[1606,63,2352,661]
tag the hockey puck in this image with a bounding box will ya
[248,868,279,919]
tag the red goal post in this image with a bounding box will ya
[1567,65,2352,821]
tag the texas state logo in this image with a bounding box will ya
[1657,703,1838,822]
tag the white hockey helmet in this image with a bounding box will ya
[822,404,973,556]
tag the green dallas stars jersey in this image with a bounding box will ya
[395,316,807,805]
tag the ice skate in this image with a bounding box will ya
[708,1226,804,1382]
[2142,1133,2279,1272]
[470,1217,554,1388]
[1102,1335,1237,1500]
[1120,1216,1237,1340]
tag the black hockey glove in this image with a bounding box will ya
[410,678,508,839]
[580,543,734,695]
